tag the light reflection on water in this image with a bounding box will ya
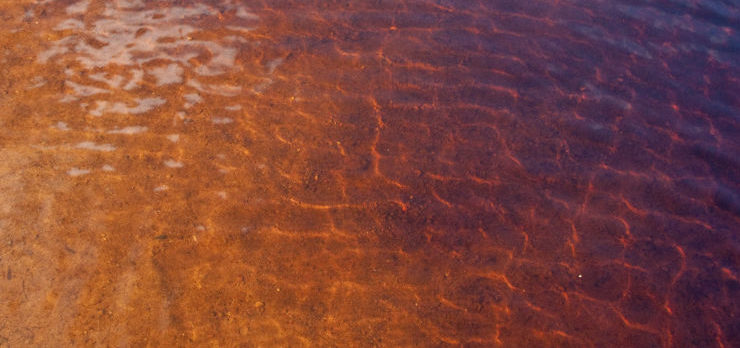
[33,0,286,182]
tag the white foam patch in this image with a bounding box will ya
[123,70,144,91]
[266,57,284,74]
[102,164,115,172]
[226,25,256,33]
[54,19,84,31]
[153,184,169,192]
[123,69,143,91]
[211,117,233,124]
[183,93,202,108]
[150,64,184,85]
[89,101,106,116]
[90,98,165,116]
[131,98,166,113]
[55,121,70,131]
[164,159,183,168]
[89,73,125,89]
[252,78,273,93]
[59,95,78,103]
[75,141,116,151]
[38,37,72,63]
[66,80,109,97]
[187,79,242,96]
[223,35,249,43]
[225,105,242,111]
[108,126,148,134]
[38,41,74,63]
[67,168,90,176]
[28,77,46,89]
[166,134,180,142]
[236,7,258,20]
[194,48,238,76]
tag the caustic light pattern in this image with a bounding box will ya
[0,0,738,347]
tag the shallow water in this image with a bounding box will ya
[0,0,738,346]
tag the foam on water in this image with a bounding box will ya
[107,126,148,135]
[163,160,184,168]
[75,141,116,152]
[89,98,166,116]
[67,168,91,176]
[211,117,233,125]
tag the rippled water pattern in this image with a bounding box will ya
[0,0,738,346]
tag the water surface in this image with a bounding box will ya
[0,0,738,346]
